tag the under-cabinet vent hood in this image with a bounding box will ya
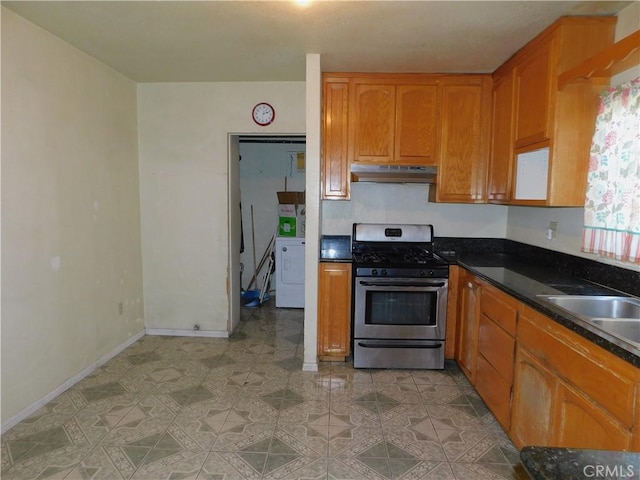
[350,164,437,184]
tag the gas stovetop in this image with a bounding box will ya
[351,223,449,278]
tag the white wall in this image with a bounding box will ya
[322,183,508,238]
[137,82,305,334]
[506,2,640,273]
[1,9,144,424]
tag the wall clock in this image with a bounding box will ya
[252,102,275,126]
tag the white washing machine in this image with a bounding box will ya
[275,237,305,308]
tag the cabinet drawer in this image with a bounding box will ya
[478,314,515,383]
[518,307,637,426]
[476,353,512,431]
[480,286,517,336]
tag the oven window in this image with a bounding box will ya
[365,290,437,326]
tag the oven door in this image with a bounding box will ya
[354,277,447,340]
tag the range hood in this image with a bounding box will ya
[350,164,437,184]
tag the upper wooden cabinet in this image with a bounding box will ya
[487,69,516,203]
[396,84,439,164]
[349,76,439,166]
[321,73,491,203]
[428,76,492,203]
[489,17,616,206]
[514,40,553,147]
[322,77,350,200]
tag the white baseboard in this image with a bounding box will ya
[302,362,319,372]
[145,328,229,338]
[1,329,145,434]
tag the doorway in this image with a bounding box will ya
[228,134,306,332]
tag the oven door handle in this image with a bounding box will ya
[357,342,443,349]
[358,281,446,288]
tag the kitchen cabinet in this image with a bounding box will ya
[490,16,616,206]
[487,69,515,203]
[455,270,481,383]
[428,76,492,203]
[511,347,557,447]
[317,262,352,361]
[514,40,552,147]
[475,283,518,431]
[452,267,639,451]
[321,73,491,203]
[511,304,637,450]
[554,381,632,450]
[349,76,438,166]
[322,77,350,199]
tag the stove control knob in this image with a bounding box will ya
[371,269,378,276]
[429,270,434,276]
[381,269,387,276]
[420,271,426,277]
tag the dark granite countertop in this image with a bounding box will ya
[520,446,640,480]
[319,235,352,262]
[445,251,640,367]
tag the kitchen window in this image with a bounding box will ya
[582,77,640,264]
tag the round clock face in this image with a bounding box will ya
[252,102,275,126]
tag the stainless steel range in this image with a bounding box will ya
[351,223,449,369]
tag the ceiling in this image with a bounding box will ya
[2,1,635,82]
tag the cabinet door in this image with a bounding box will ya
[318,263,352,361]
[510,347,556,449]
[350,83,396,164]
[488,69,515,202]
[554,381,632,451]
[322,78,350,199]
[395,84,438,165]
[433,79,491,203]
[514,40,552,146]
[456,273,481,383]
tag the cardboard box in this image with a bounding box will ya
[277,191,305,205]
[278,206,305,237]
[278,216,297,237]
[277,191,305,238]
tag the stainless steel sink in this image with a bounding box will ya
[536,295,640,347]
[589,318,640,344]
[536,295,640,319]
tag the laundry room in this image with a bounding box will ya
[238,135,306,308]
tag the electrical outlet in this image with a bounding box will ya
[549,221,558,238]
[118,302,124,316]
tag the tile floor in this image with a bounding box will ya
[1,302,530,479]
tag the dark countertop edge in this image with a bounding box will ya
[520,446,640,480]
[319,258,352,263]
[451,255,640,368]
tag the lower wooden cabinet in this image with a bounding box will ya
[511,305,638,450]
[453,267,640,451]
[474,282,518,431]
[318,262,352,361]
[510,347,558,447]
[554,381,632,450]
[455,271,481,383]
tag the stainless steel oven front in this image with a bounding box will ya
[353,276,448,369]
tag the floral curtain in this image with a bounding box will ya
[582,77,640,264]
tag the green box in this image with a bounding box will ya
[278,217,297,237]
